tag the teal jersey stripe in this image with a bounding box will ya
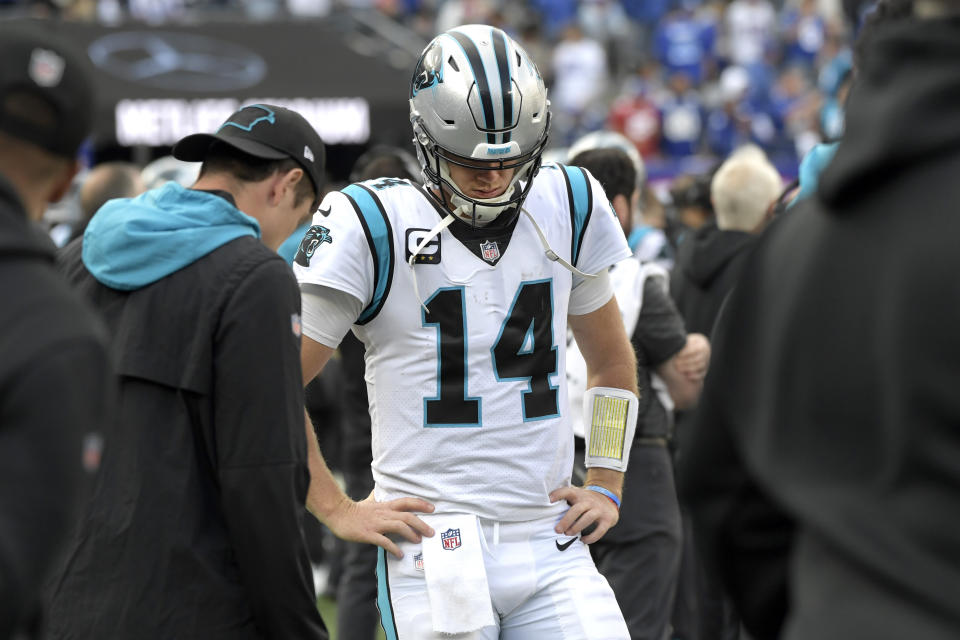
[342,184,394,324]
[376,548,399,640]
[559,164,593,267]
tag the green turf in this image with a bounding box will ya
[317,595,387,640]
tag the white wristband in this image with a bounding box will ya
[583,386,639,472]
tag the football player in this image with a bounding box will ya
[296,25,639,639]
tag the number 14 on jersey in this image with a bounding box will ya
[421,280,560,427]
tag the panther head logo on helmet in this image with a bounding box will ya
[412,43,444,96]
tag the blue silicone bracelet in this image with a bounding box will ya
[585,485,621,509]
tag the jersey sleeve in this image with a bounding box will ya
[292,189,375,310]
[300,284,364,348]
[569,168,632,277]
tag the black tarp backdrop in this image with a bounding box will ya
[7,16,418,179]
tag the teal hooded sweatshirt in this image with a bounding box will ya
[790,142,839,208]
[82,182,261,291]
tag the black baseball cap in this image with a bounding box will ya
[173,104,326,210]
[0,22,95,158]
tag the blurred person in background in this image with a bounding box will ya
[607,86,662,161]
[670,148,780,640]
[656,70,706,158]
[73,161,146,243]
[653,3,718,87]
[621,0,672,56]
[668,171,715,240]
[550,21,609,145]
[527,0,579,40]
[681,1,960,638]
[671,146,782,337]
[768,65,820,158]
[48,104,330,640]
[0,24,114,639]
[568,130,673,270]
[140,154,201,191]
[791,0,913,207]
[569,142,710,640]
[705,65,754,158]
[724,0,777,67]
[516,20,555,87]
[779,0,829,68]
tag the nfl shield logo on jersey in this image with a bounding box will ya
[480,240,500,263]
[441,528,461,551]
[414,552,424,571]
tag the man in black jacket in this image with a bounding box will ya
[670,148,782,337]
[0,25,113,639]
[680,6,960,639]
[48,105,331,639]
[570,144,709,640]
[669,148,781,640]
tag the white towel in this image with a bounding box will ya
[420,513,495,634]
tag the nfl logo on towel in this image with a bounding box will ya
[414,552,424,571]
[441,528,461,550]
[480,240,500,263]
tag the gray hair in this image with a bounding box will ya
[711,152,783,232]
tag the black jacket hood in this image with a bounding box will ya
[678,222,754,289]
[820,17,960,207]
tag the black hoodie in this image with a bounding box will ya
[681,17,960,640]
[670,221,754,336]
[48,189,328,640]
[0,173,112,638]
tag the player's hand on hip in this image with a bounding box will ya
[549,486,619,545]
[325,492,435,559]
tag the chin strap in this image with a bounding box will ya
[520,207,598,280]
[449,190,514,226]
[440,157,522,226]
[407,205,598,314]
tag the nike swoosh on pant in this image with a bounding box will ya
[555,537,577,551]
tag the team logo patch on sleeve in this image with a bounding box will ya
[405,228,442,264]
[293,224,333,267]
[441,528,462,550]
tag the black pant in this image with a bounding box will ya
[335,465,379,640]
[576,441,683,640]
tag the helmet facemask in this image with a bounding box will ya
[408,25,551,228]
[412,116,548,227]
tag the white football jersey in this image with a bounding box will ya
[295,164,630,521]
